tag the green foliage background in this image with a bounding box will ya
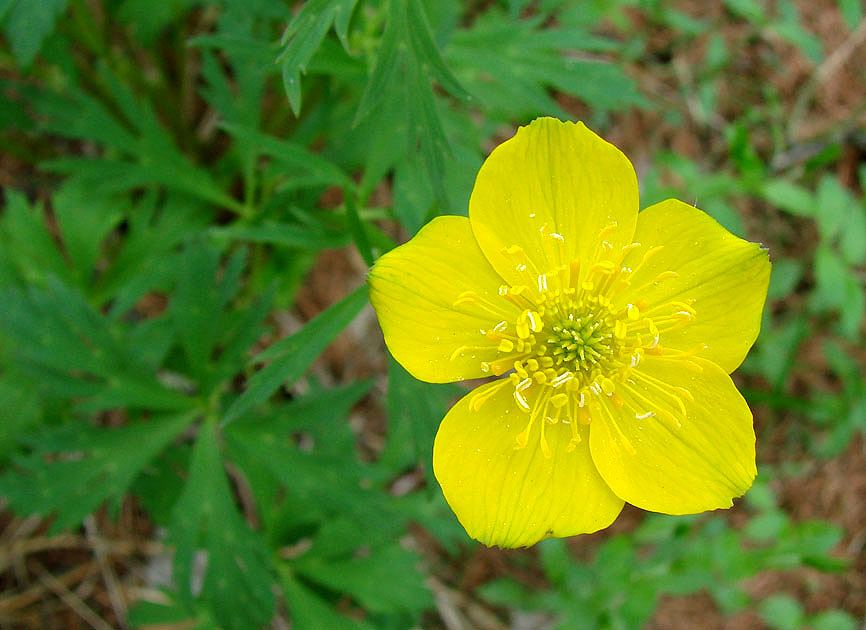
[0,0,863,628]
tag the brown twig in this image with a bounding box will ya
[85,515,129,629]
[30,559,116,630]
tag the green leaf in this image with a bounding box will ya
[447,9,643,119]
[746,315,807,389]
[0,375,42,461]
[170,420,274,630]
[2,0,68,66]
[277,0,359,115]
[220,122,354,189]
[97,194,209,311]
[838,0,864,30]
[227,417,393,533]
[0,189,73,286]
[812,246,864,339]
[222,285,368,424]
[538,538,572,587]
[767,258,802,301]
[811,609,859,630]
[769,3,823,64]
[745,510,788,540]
[37,72,241,213]
[0,412,195,532]
[744,479,778,511]
[759,594,805,630]
[838,203,866,265]
[209,222,350,250]
[52,180,124,286]
[393,154,436,235]
[404,0,472,102]
[171,242,229,379]
[281,572,372,630]
[291,544,431,615]
[724,0,765,23]
[762,179,815,216]
[0,279,193,410]
[354,0,472,208]
[344,187,375,267]
[814,175,854,242]
[380,358,455,479]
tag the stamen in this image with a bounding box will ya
[469,379,511,411]
[472,240,697,458]
[453,290,508,318]
[595,401,636,455]
[449,344,494,361]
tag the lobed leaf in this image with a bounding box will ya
[222,285,368,424]
[170,420,275,630]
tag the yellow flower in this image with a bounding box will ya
[369,118,771,548]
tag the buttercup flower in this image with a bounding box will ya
[369,118,771,548]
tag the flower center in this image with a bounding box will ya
[546,305,615,381]
[453,237,698,457]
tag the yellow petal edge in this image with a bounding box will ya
[368,215,518,383]
[469,118,639,289]
[433,380,624,548]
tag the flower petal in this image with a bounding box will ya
[368,215,518,383]
[618,199,771,373]
[589,356,756,515]
[469,118,639,287]
[433,380,624,548]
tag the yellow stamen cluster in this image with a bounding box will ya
[457,233,699,456]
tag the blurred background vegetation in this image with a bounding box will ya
[0,0,864,628]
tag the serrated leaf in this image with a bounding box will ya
[0,278,194,411]
[0,189,73,286]
[0,412,195,532]
[227,419,393,532]
[52,180,124,286]
[353,0,472,209]
[170,420,274,630]
[405,0,471,102]
[277,0,359,115]
[98,194,209,311]
[37,72,241,213]
[221,122,354,189]
[222,286,367,424]
[447,9,643,119]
